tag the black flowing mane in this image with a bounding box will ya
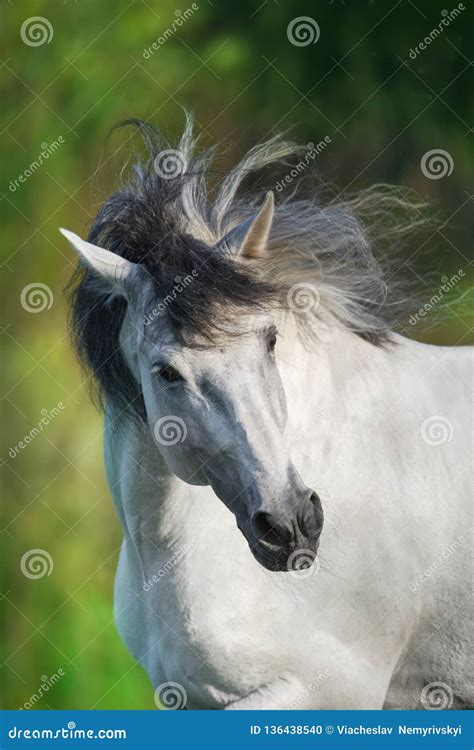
[67,118,426,419]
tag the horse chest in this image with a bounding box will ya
[115,536,297,707]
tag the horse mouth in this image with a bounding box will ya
[249,539,321,573]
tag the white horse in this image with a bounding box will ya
[62,122,472,710]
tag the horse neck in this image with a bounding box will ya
[275,318,403,441]
[276,319,363,420]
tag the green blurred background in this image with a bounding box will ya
[1,0,472,710]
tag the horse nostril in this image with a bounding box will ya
[252,511,286,545]
[308,490,321,507]
[307,490,324,531]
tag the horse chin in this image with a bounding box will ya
[249,539,321,573]
[248,545,305,573]
[251,549,289,572]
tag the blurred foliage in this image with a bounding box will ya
[0,0,472,710]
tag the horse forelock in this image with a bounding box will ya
[68,117,428,418]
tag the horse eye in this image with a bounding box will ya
[268,333,277,352]
[158,366,183,383]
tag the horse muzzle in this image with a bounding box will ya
[247,489,324,572]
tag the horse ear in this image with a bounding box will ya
[59,228,137,286]
[220,191,274,260]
